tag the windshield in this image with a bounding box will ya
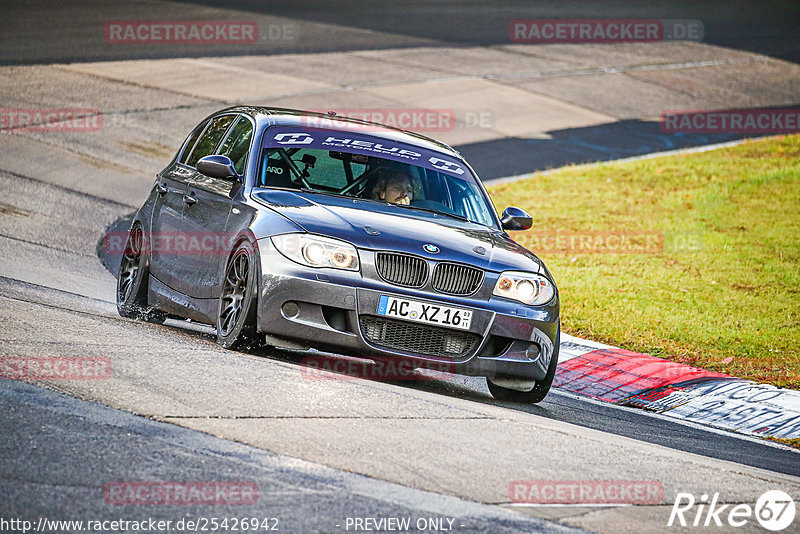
[256,131,497,227]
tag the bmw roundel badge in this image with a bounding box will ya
[423,244,440,254]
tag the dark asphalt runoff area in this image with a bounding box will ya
[2,0,799,64]
[0,378,581,534]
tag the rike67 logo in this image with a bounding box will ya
[668,490,795,531]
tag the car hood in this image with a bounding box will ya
[253,189,542,273]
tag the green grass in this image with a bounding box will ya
[487,135,800,388]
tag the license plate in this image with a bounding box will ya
[376,295,472,330]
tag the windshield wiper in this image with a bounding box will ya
[396,204,470,223]
[299,187,348,199]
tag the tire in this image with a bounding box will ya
[487,329,560,404]
[216,240,259,349]
[116,223,166,323]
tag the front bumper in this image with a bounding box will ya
[256,238,559,381]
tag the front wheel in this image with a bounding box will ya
[116,223,166,323]
[487,331,559,404]
[217,241,259,349]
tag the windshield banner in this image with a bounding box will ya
[261,126,471,179]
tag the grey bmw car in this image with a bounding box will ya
[116,106,560,403]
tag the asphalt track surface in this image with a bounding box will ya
[2,2,800,533]
[2,378,576,534]
[3,0,799,64]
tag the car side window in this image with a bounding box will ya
[218,117,254,175]
[185,115,236,168]
[178,120,208,164]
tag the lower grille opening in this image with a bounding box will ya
[359,315,481,358]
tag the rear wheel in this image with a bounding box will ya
[217,241,259,349]
[116,224,166,323]
[487,330,559,404]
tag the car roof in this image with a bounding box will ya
[215,106,464,160]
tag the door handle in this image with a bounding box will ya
[156,183,168,195]
[183,193,198,205]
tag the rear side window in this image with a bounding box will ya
[185,115,236,168]
[178,120,208,164]
[218,117,254,175]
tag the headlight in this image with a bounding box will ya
[493,271,554,305]
[271,233,360,271]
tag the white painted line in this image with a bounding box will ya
[491,56,766,81]
[505,503,631,508]
[561,333,612,350]
[558,334,611,362]
[488,136,776,186]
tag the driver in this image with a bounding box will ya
[370,167,414,205]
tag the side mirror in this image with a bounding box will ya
[196,155,239,180]
[501,207,533,231]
